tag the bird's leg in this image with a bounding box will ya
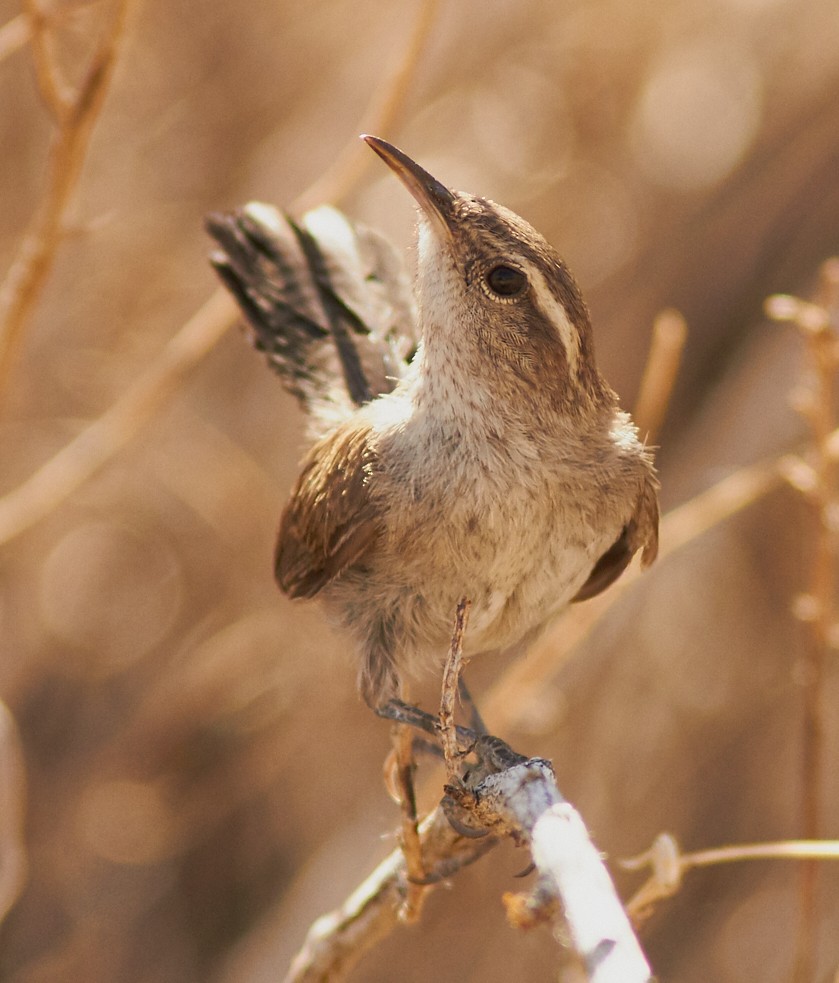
[439,597,472,778]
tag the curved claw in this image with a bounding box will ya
[441,794,491,839]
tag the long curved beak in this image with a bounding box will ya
[362,135,456,241]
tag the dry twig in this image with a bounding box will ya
[287,722,652,983]
[0,0,129,393]
[0,702,26,926]
[388,695,428,922]
[622,833,839,922]
[285,799,496,983]
[633,308,688,444]
[0,14,30,65]
[766,259,839,983]
[0,289,237,545]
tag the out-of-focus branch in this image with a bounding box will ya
[633,308,688,444]
[0,289,236,545]
[0,15,30,65]
[0,0,129,394]
[0,702,27,925]
[27,0,73,121]
[287,729,651,983]
[622,833,839,923]
[0,0,441,546]
[285,804,495,983]
[765,258,839,983]
[388,689,428,922]
[0,3,103,67]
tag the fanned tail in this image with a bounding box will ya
[206,203,417,428]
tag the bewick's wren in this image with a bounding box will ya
[207,136,659,707]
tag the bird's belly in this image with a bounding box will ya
[463,539,596,652]
[393,499,618,656]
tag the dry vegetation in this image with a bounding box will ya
[1,0,839,980]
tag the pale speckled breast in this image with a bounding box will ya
[371,439,634,655]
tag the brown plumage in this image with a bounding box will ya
[275,421,381,599]
[208,137,658,706]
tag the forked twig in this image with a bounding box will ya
[0,0,129,393]
[285,803,496,983]
[26,0,73,121]
[387,597,472,916]
[622,833,839,922]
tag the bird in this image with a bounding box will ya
[206,135,659,710]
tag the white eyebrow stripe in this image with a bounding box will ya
[529,269,580,371]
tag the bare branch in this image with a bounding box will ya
[25,0,73,121]
[0,15,31,66]
[287,740,651,983]
[388,705,428,922]
[0,702,27,926]
[0,289,236,545]
[0,0,129,393]
[633,308,688,444]
[623,833,839,922]
[285,807,495,983]
[765,261,839,983]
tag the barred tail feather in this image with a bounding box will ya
[206,204,417,429]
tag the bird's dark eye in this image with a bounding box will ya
[486,265,527,297]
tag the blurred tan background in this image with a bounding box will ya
[1,0,839,980]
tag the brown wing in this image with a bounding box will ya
[275,422,381,599]
[571,473,659,603]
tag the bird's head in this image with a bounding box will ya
[363,135,607,413]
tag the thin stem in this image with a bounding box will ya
[623,834,839,922]
[767,267,839,983]
[390,681,428,922]
[0,15,30,65]
[0,0,129,395]
[633,308,688,444]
